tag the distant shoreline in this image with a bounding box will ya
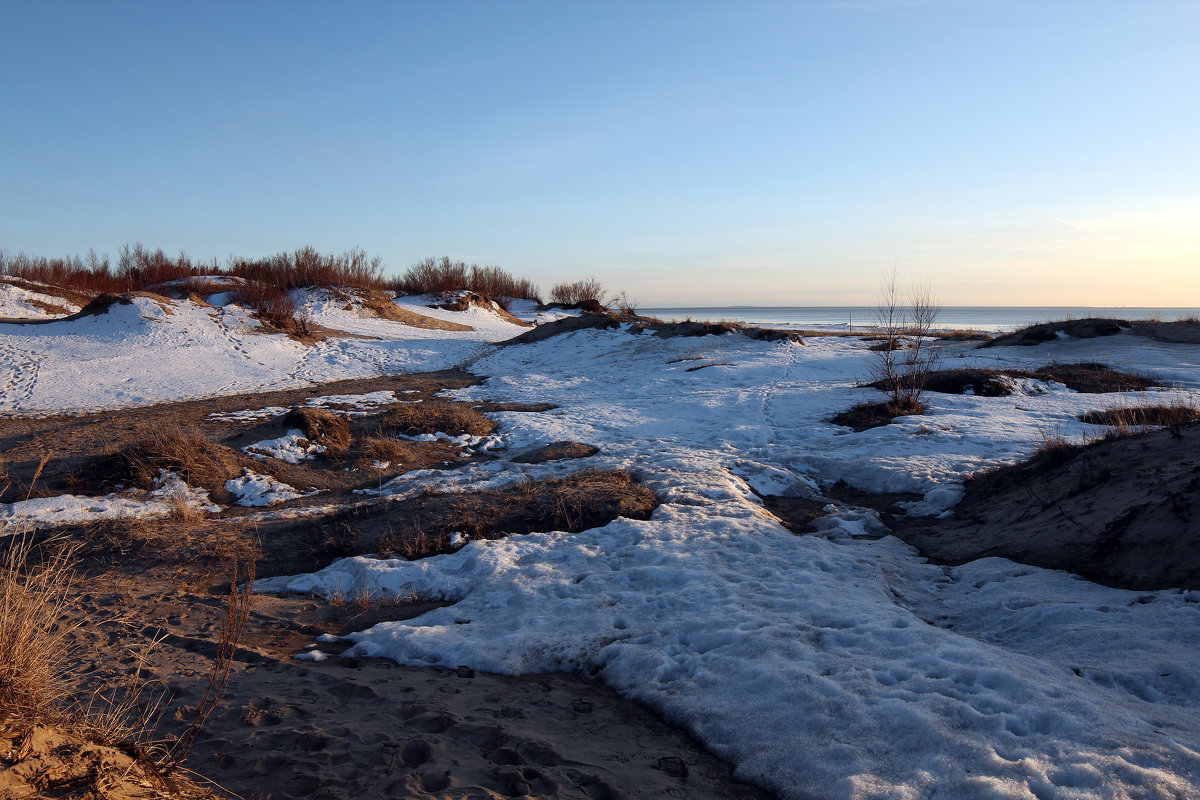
[639,306,1200,332]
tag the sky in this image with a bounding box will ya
[1,0,1197,307]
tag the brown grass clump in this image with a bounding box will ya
[1081,401,1200,434]
[0,535,79,724]
[831,399,925,432]
[383,400,497,437]
[104,425,241,501]
[284,407,352,457]
[356,437,432,470]
[1029,363,1156,393]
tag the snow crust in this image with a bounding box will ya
[0,282,81,319]
[225,470,318,506]
[7,288,1200,798]
[241,429,325,464]
[259,326,1200,800]
[1,471,218,530]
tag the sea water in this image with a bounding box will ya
[639,306,1200,333]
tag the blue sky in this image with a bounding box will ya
[2,1,1197,306]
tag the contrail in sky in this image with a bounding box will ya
[1048,215,1108,238]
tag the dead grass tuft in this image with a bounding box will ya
[357,437,430,470]
[104,425,241,501]
[0,534,79,724]
[383,400,497,437]
[284,407,352,457]
[831,399,926,432]
[1081,400,1200,435]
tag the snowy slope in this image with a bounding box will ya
[0,292,529,414]
[0,280,82,319]
[261,326,1200,800]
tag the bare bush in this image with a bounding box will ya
[392,256,540,303]
[550,277,605,306]
[869,269,941,412]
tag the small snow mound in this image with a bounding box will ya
[242,429,325,463]
[225,469,318,507]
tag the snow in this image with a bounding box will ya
[225,469,318,506]
[0,291,528,415]
[1,471,218,530]
[258,325,1200,800]
[6,289,1200,798]
[241,429,325,464]
[0,281,81,319]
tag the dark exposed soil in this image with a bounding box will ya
[506,311,804,346]
[893,421,1200,590]
[864,363,1157,399]
[982,317,1200,348]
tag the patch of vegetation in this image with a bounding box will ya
[392,256,540,303]
[1030,362,1156,393]
[512,441,600,464]
[870,367,1013,397]
[380,469,658,559]
[382,400,497,437]
[831,399,925,432]
[284,407,352,457]
[549,277,605,306]
[100,425,244,501]
[1081,402,1200,433]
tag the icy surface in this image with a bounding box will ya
[260,326,1200,800]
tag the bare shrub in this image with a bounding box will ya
[610,290,638,316]
[550,277,605,306]
[383,400,497,437]
[869,269,941,412]
[230,246,384,291]
[393,256,540,303]
[232,281,312,336]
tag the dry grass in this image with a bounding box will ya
[831,399,926,432]
[357,437,430,470]
[383,400,497,437]
[1030,362,1156,394]
[0,533,80,725]
[284,407,352,457]
[107,425,241,501]
[1081,398,1200,436]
